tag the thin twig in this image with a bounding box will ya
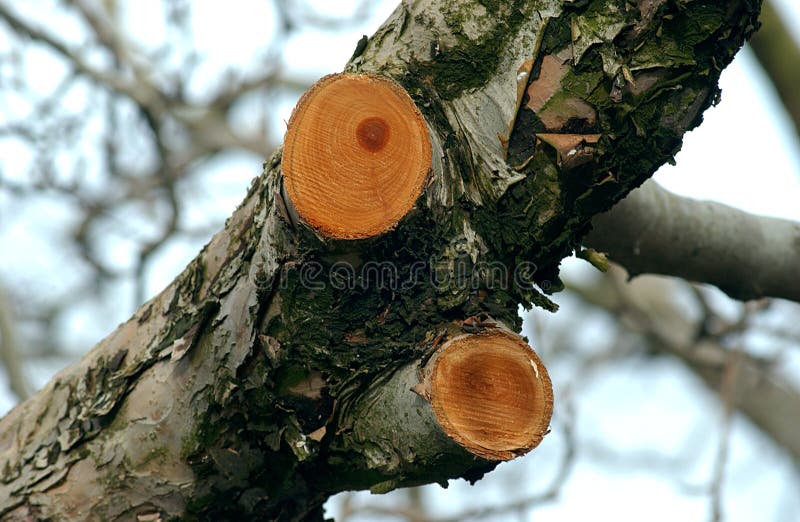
[0,282,30,400]
[709,349,743,522]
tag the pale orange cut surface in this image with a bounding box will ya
[430,330,553,461]
[281,73,432,239]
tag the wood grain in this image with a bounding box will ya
[282,73,431,239]
[428,329,553,461]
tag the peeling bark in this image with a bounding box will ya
[0,0,761,520]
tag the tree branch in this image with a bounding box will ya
[585,180,800,303]
[749,0,800,143]
[567,269,800,463]
[0,0,763,518]
[0,282,29,401]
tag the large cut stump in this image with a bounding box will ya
[282,73,431,239]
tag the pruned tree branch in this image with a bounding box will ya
[0,0,765,519]
[585,180,800,303]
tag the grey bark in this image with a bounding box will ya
[586,180,800,302]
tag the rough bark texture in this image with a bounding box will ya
[0,0,761,520]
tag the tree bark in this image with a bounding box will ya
[0,0,761,520]
[585,180,800,302]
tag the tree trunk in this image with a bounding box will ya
[0,0,761,520]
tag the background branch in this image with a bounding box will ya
[585,180,800,303]
[567,267,800,462]
[0,282,29,401]
[749,1,800,143]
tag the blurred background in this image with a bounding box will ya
[1,1,799,520]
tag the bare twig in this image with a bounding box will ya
[708,349,743,522]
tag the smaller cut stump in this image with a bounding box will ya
[427,329,554,460]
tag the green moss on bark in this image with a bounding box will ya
[409,0,536,100]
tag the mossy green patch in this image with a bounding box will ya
[409,0,533,100]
